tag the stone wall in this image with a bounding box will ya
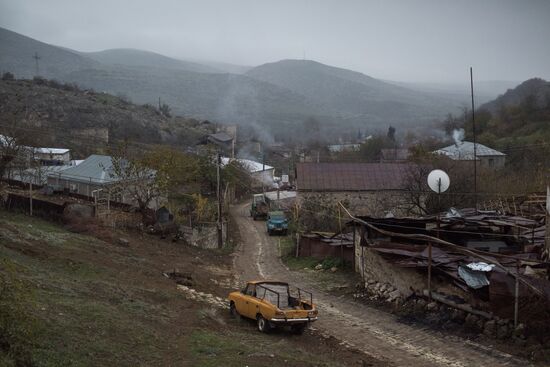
[298,190,423,217]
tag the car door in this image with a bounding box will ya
[239,284,256,319]
[247,285,263,318]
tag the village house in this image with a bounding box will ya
[380,148,411,163]
[46,154,162,209]
[221,157,276,188]
[433,141,506,168]
[33,147,71,166]
[295,162,422,217]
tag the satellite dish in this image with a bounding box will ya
[427,169,450,194]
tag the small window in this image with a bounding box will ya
[244,284,256,297]
[488,158,494,167]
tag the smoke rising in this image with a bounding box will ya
[452,128,465,145]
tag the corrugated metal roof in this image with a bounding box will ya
[34,147,70,154]
[296,162,415,191]
[221,157,273,173]
[47,154,118,185]
[434,141,505,160]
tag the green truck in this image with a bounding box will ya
[250,194,269,220]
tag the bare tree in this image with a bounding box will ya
[108,146,168,222]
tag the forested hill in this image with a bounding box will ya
[465,78,550,167]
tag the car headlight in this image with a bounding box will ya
[308,311,317,317]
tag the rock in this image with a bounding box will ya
[513,323,526,338]
[330,267,338,273]
[450,309,466,323]
[465,313,479,328]
[367,279,377,285]
[483,320,496,336]
[496,324,509,339]
[426,302,438,312]
[497,318,508,326]
[387,290,401,302]
[118,238,130,246]
[314,264,323,270]
[379,284,387,293]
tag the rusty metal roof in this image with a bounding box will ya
[296,162,416,191]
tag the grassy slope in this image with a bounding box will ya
[0,211,367,367]
[0,211,192,366]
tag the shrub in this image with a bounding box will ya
[1,72,15,81]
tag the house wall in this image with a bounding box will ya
[251,168,275,188]
[298,236,354,263]
[352,227,470,300]
[298,190,420,217]
[46,176,165,210]
[479,155,506,169]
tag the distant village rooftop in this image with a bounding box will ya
[296,162,416,191]
[221,157,273,173]
[433,141,505,160]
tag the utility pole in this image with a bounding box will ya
[217,153,223,249]
[470,67,477,212]
[33,52,41,76]
[545,186,550,260]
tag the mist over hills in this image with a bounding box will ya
[82,48,223,74]
[0,26,524,142]
[246,59,455,122]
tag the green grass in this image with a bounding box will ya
[188,327,347,367]
[0,210,181,366]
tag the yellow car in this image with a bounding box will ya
[228,280,318,334]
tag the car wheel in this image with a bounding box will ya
[257,315,270,333]
[229,302,239,318]
[291,323,307,335]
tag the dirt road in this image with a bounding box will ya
[231,202,531,367]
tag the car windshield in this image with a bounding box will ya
[270,212,285,220]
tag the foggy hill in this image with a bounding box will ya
[245,59,456,122]
[479,78,550,114]
[1,26,462,141]
[82,48,223,74]
[0,78,214,156]
[387,80,521,106]
[465,78,550,160]
[62,65,330,129]
[0,27,99,80]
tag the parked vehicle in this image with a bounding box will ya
[250,193,269,220]
[228,280,318,334]
[266,211,288,235]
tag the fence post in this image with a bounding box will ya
[428,241,432,300]
[514,260,520,328]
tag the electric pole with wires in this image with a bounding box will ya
[217,152,223,248]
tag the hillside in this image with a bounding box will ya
[0,27,99,80]
[82,48,223,74]
[0,210,365,366]
[1,26,459,141]
[461,78,550,169]
[479,78,550,114]
[245,59,457,122]
[0,78,213,156]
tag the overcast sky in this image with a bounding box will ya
[1,0,549,83]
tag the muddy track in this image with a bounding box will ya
[231,203,531,367]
